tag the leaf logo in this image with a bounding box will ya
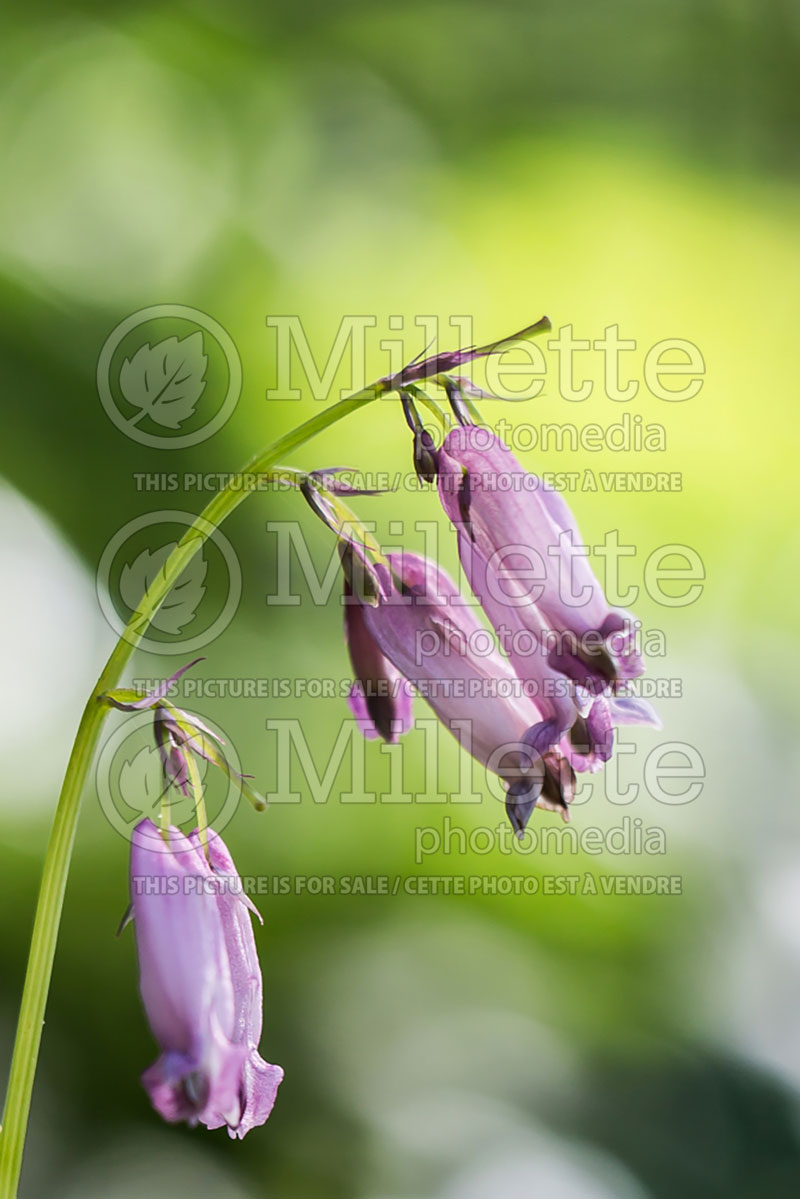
[119,331,207,430]
[119,541,208,635]
[118,745,169,819]
[117,744,208,824]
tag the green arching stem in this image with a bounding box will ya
[0,383,381,1199]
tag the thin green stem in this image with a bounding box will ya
[184,751,209,860]
[0,384,381,1198]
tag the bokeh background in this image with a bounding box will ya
[1,2,798,1196]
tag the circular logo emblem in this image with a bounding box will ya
[96,510,242,655]
[96,708,243,849]
[97,304,241,448]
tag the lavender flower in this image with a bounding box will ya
[436,426,659,767]
[437,426,646,689]
[130,819,282,1136]
[348,550,575,833]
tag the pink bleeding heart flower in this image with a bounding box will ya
[130,820,282,1136]
[436,426,659,768]
[345,550,575,835]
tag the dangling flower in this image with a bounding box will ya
[296,468,414,740]
[436,426,660,767]
[130,819,283,1136]
[437,426,646,688]
[347,549,575,834]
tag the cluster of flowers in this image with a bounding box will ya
[101,319,657,1140]
[318,391,658,839]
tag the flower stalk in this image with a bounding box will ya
[0,384,380,1199]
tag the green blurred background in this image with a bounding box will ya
[1,2,798,1196]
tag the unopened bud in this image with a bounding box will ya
[413,426,438,484]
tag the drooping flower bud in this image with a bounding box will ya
[400,390,439,485]
[351,550,574,833]
[413,425,439,485]
[437,426,647,690]
[436,426,660,771]
[130,820,283,1136]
